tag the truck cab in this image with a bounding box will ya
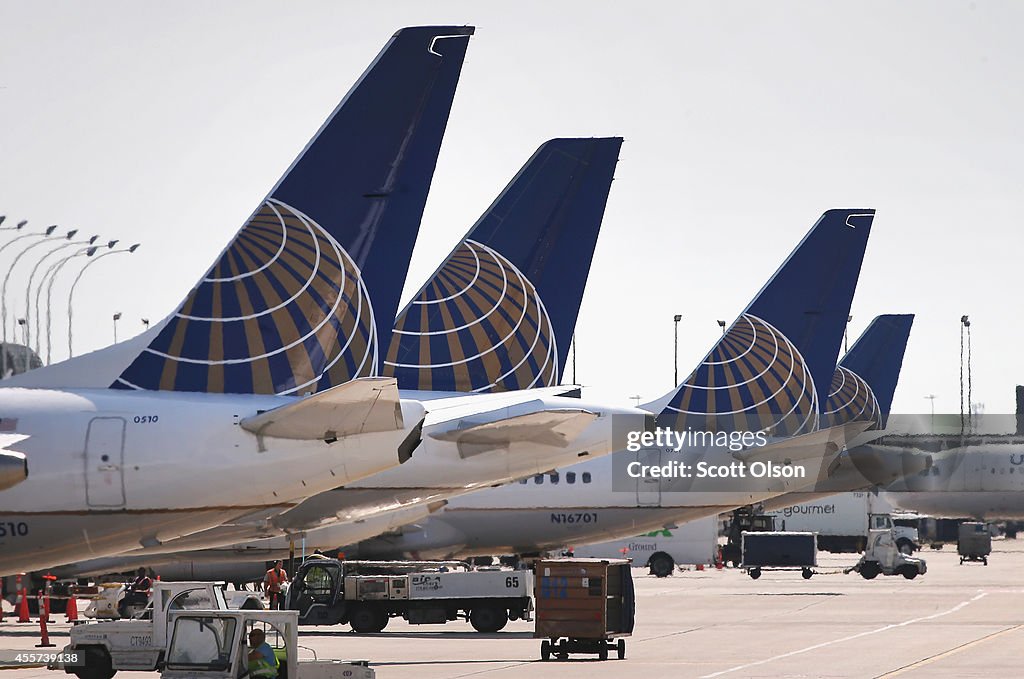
[161,610,373,679]
[62,582,259,679]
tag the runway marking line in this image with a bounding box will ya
[874,623,1024,678]
[698,591,989,678]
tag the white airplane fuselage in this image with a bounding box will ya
[50,390,650,574]
[0,386,421,575]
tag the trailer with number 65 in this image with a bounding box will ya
[285,559,533,633]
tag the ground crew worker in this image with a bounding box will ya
[119,567,152,616]
[247,629,279,679]
[264,561,289,610]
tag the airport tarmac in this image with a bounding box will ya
[3,540,1024,678]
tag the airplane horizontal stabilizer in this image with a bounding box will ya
[428,408,597,457]
[240,377,404,441]
[733,421,871,466]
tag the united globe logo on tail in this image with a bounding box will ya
[658,313,819,437]
[113,199,376,394]
[820,366,881,430]
[384,239,558,392]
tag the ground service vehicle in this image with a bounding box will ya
[958,522,992,564]
[566,517,718,577]
[534,558,633,661]
[723,508,775,567]
[741,531,818,579]
[286,559,532,633]
[161,610,373,679]
[61,582,255,679]
[767,492,919,553]
[848,528,928,579]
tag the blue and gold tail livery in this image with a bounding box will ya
[656,209,874,436]
[383,138,622,392]
[823,314,913,429]
[112,27,473,394]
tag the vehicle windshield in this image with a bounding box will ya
[163,587,226,612]
[166,616,237,670]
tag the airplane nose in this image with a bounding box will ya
[0,450,27,491]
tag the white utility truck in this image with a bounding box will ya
[286,559,533,633]
[564,516,719,577]
[847,528,928,580]
[160,609,374,679]
[60,581,260,679]
[767,492,919,554]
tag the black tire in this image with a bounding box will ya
[983,556,988,566]
[349,605,387,633]
[860,562,880,580]
[599,644,608,661]
[801,568,813,580]
[649,553,674,578]
[617,639,626,660]
[74,648,115,679]
[748,568,761,580]
[540,640,551,661]
[470,606,507,633]
[901,567,918,580]
[897,539,915,555]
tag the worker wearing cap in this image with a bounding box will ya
[247,629,279,679]
[264,561,289,610]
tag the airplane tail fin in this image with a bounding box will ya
[384,137,622,392]
[653,209,874,437]
[824,314,914,428]
[9,27,473,394]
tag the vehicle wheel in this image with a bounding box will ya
[74,648,115,679]
[749,568,761,580]
[897,539,915,555]
[860,562,880,580]
[960,556,965,564]
[540,640,551,661]
[649,553,674,578]
[349,605,387,633]
[599,644,608,661]
[983,556,988,566]
[802,568,813,580]
[617,639,626,660]
[470,606,507,633]
[901,567,918,580]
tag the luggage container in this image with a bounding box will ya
[741,531,818,579]
[957,522,991,565]
[534,558,634,661]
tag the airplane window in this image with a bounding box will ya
[550,473,559,485]
[582,472,592,484]
[566,472,576,484]
[534,475,544,484]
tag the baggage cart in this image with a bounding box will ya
[534,558,634,661]
[741,531,818,579]
[957,522,991,565]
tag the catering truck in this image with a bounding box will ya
[285,559,533,633]
[767,492,919,554]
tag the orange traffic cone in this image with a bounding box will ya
[17,589,30,623]
[36,605,55,648]
[65,593,79,623]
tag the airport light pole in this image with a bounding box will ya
[673,314,682,387]
[845,315,853,353]
[38,245,102,364]
[112,312,121,343]
[717,319,726,335]
[16,318,28,372]
[25,234,99,353]
[142,318,150,330]
[67,244,140,358]
[0,225,58,352]
[925,394,936,430]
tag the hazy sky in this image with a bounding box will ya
[1,1,1020,414]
